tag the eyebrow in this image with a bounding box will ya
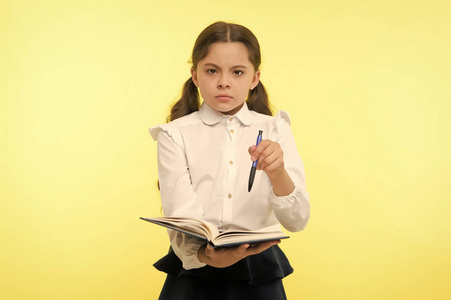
[203,63,248,69]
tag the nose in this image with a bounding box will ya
[217,75,230,89]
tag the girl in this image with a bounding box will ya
[150,21,310,300]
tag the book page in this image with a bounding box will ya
[212,224,288,247]
[141,217,220,241]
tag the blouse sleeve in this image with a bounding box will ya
[269,112,310,232]
[150,124,207,269]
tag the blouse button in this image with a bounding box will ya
[229,161,234,165]
[225,225,230,229]
[230,129,235,133]
[229,117,233,121]
[228,193,232,199]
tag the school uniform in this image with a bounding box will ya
[150,101,310,299]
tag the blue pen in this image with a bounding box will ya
[248,130,263,192]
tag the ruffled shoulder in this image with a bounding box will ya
[149,124,164,141]
[272,110,291,138]
[149,123,184,149]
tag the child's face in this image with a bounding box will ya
[191,42,260,115]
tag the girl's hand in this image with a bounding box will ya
[248,140,295,196]
[248,140,285,178]
[197,240,281,268]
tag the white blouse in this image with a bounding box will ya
[150,102,310,270]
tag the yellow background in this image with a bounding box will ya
[1,0,450,299]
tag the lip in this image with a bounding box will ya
[216,94,233,101]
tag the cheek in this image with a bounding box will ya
[198,76,214,88]
[242,76,254,88]
[239,81,253,93]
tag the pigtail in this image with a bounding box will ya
[246,81,273,116]
[167,77,200,122]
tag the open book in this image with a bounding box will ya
[140,216,289,248]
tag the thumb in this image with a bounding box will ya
[205,244,215,256]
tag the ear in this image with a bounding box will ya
[250,70,261,90]
[191,67,199,87]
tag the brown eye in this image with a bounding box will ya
[207,69,217,74]
[234,70,243,75]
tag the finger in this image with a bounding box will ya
[236,243,250,254]
[248,145,257,159]
[256,146,277,170]
[251,141,269,162]
[251,140,270,161]
[251,140,270,160]
[258,143,283,171]
[260,152,283,172]
[246,240,280,255]
[257,148,278,170]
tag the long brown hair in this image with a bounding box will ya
[167,21,272,122]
